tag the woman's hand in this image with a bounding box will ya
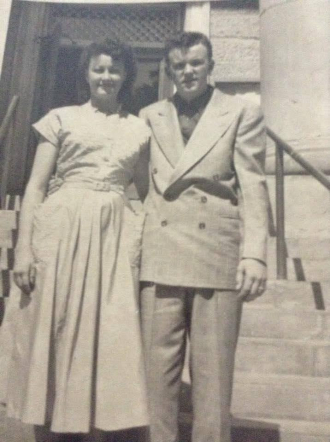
[11,137,58,295]
[13,247,36,295]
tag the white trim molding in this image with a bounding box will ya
[0,0,13,75]
[184,2,210,37]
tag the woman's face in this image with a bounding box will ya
[86,53,127,102]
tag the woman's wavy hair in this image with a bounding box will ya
[77,39,137,110]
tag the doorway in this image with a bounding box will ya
[42,3,183,115]
[52,45,161,115]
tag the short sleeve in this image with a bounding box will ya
[32,109,62,148]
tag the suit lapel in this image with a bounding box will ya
[167,89,237,187]
[150,99,185,168]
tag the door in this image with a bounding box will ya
[50,45,166,115]
[40,24,62,116]
[44,3,182,112]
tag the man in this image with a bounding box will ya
[138,32,268,442]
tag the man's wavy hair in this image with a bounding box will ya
[77,39,137,111]
[164,32,213,67]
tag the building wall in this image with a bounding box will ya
[210,0,260,103]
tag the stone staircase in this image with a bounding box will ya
[1,192,330,441]
[231,236,330,442]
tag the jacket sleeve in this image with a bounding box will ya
[133,109,151,201]
[233,102,269,264]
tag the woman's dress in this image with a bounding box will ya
[1,102,150,433]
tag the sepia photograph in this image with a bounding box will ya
[0,0,329,441]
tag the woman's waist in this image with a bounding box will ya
[48,176,125,195]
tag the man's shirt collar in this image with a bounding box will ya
[173,86,214,116]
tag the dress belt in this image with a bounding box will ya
[48,177,123,195]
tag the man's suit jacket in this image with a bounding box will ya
[139,88,268,290]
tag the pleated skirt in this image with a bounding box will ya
[1,186,148,433]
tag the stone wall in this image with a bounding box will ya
[210,0,260,83]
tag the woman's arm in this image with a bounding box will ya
[14,136,58,294]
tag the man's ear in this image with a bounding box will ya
[208,59,215,75]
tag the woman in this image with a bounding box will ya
[2,39,150,441]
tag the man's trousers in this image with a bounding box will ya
[140,284,243,442]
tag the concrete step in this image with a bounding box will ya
[267,236,330,260]
[232,373,330,422]
[235,337,330,377]
[180,412,330,442]
[232,417,330,442]
[249,279,330,310]
[239,280,330,340]
[238,279,330,340]
[267,256,330,282]
[267,175,330,239]
[240,305,330,340]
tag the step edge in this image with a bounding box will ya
[234,372,330,387]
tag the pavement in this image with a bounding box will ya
[0,405,34,442]
[1,402,282,442]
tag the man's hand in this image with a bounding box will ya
[236,258,267,302]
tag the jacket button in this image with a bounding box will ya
[213,174,220,181]
[153,168,158,174]
[199,222,206,229]
[161,220,168,227]
[201,196,207,203]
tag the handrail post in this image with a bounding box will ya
[275,142,287,279]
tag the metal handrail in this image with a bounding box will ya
[0,95,19,209]
[267,128,330,191]
[267,127,330,279]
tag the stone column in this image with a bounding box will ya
[260,0,330,173]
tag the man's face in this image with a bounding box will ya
[166,43,214,102]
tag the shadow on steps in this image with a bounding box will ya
[179,382,280,442]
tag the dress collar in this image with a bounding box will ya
[84,100,123,116]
